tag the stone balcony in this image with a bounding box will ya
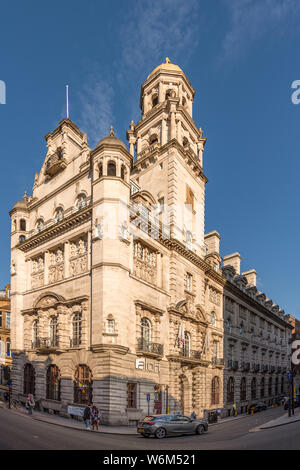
[136,338,163,358]
[32,337,65,354]
[44,149,67,177]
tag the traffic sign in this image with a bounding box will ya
[146,393,151,402]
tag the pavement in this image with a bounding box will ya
[0,400,248,435]
[255,406,300,430]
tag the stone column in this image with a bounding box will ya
[158,81,164,103]
[161,118,167,145]
[177,117,182,145]
[44,251,50,285]
[64,241,70,278]
[170,112,176,140]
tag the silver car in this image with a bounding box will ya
[137,414,208,439]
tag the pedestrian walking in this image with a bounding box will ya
[190,411,197,420]
[232,403,237,416]
[25,393,35,415]
[83,403,92,430]
[91,405,100,431]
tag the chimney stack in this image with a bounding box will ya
[204,231,220,255]
[223,252,241,275]
[242,269,257,286]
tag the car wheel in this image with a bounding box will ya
[155,427,166,439]
[196,425,205,435]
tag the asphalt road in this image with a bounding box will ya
[0,405,299,450]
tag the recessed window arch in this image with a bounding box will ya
[46,365,61,401]
[49,317,58,345]
[23,363,35,395]
[75,193,87,210]
[227,377,234,403]
[54,207,64,222]
[98,162,103,178]
[149,134,158,145]
[107,160,116,177]
[74,364,93,404]
[71,312,82,347]
[141,317,151,343]
[211,376,220,405]
[20,219,26,231]
[183,331,191,357]
[152,94,158,107]
[183,136,189,147]
[251,377,257,400]
[182,96,187,108]
[240,377,247,401]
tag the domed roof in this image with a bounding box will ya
[97,126,127,150]
[147,57,183,79]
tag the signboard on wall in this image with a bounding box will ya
[67,406,85,417]
[136,357,160,373]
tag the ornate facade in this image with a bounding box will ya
[9,59,292,425]
[0,284,12,397]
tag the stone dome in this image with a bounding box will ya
[147,57,183,79]
[96,126,127,150]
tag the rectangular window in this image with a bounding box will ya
[6,313,10,329]
[127,383,137,408]
[185,273,193,292]
[186,185,194,210]
[106,319,115,334]
[0,312,2,328]
[158,197,164,213]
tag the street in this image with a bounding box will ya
[0,406,299,450]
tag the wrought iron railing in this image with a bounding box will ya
[179,349,202,360]
[70,337,82,348]
[241,362,250,371]
[212,357,224,366]
[32,337,58,349]
[137,338,163,355]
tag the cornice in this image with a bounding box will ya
[224,279,292,329]
[90,344,129,355]
[17,206,92,252]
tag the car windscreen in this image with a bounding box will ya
[143,416,157,422]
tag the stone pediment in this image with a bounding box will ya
[34,293,65,309]
[172,299,208,324]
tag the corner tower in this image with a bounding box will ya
[127,58,207,256]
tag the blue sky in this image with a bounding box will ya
[0,0,299,317]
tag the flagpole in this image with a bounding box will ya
[66,85,69,119]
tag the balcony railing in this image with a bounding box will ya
[262,365,269,373]
[179,349,202,360]
[70,337,82,348]
[252,363,260,372]
[269,365,276,373]
[137,338,163,356]
[241,362,250,372]
[228,360,239,371]
[32,337,58,349]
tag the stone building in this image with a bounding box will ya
[0,284,12,397]
[221,253,292,416]
[288,315,300,395]
[10,59,226,425]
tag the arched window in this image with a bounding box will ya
[211,376,220,405]
[49,317,58,346]
[36,219,44,232]
[182,96,187,108]
[211,312,216,327]
[20,219,26,231]
[268,377,272,396]
[261,377,265,398]
[23,363,35,395]
[98,162,103,178]
[141,317,151,344]
[74,365,93,404]
[227,377,234,403]
[71,313,82,347]
[32,320,39,347]
[275,377,278,395]
[121,165,126,180]
[165,90,172,100]
[55,207,64,222]
[107,161,116,177]
[149,134,158,145]
[183,332,191,357]
[183,136,189,147]
[240,377,247,401]
[76,194,87,210]
[6,338,10,357]
[152,94,158,107]
[46,365,61,401]
[251,377,257,400]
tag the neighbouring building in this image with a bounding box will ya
[10,59,227,425]
[222,254,292,416]
[288,315,300,395]
[0,284,12,397]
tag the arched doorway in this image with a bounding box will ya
[179,375,190,415]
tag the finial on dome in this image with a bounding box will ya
[165,57,171,64]
[109,125,115,137]
[23,191,28,201]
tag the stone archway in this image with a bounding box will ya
[179,374,191,415]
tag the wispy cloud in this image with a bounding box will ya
[221,0,300,61]
[119,0,201,79]
[78,77,114,148]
